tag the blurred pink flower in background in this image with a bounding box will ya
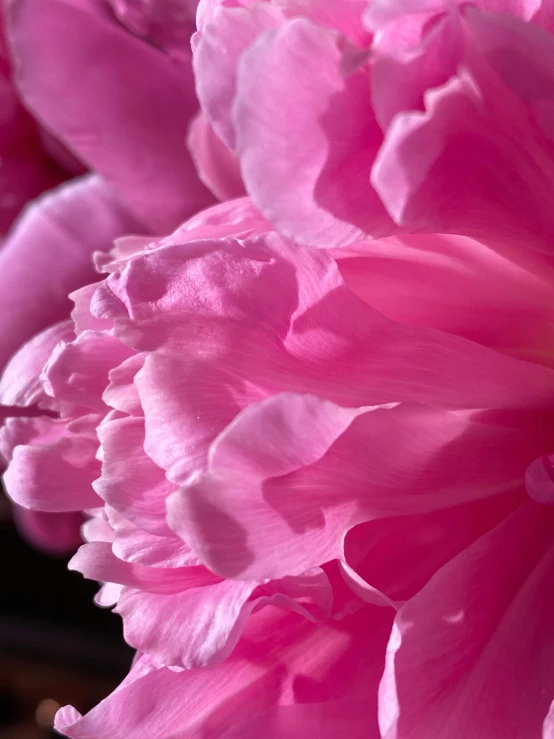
[0,0,221,552]
[4,0,554,736]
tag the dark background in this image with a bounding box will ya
[0,485,133,737]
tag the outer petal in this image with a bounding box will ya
[115,569,333,669]
[107,508,199,568]
[0,175,140,372]
[56,604,393,738]
[7,0,214,231]
[168,393,550,580]
[69,541,218,594]
[379,502,554,739]
[42,330,135,410]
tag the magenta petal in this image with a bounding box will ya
[55,605,392,738]
[12,506,82,554]
[380,502,554,738]
[7,0,214,231]
[0,175,139,372]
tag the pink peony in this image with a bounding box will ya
[2,186,554,735]
[4,0,554,735]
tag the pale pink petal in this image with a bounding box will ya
[372,11,554,251]
[134,353,264,485]
[379,502,554,739]
[103,353,145,415]
[193,2,284,149]
[69,541,218,594]
[544,702,554,739]
[70,282,113,336]
[41,330,135,410]
[115,568,333,669]
[4,421,102,511]
[526,453,554,505]
[8,0,214,232]
[107,509,199,568]
[0,415,67,463]
[93,416,177,535]
[104,234,554,412]
[370,10,462,130]
[234,20,394,246]
[0,321,73,407]
[0,175,138,372]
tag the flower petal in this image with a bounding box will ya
[56,605,392,738]
[7,0,214,231]
[379,502,554,739]
[169,393,549,580]
[0,175,139,372]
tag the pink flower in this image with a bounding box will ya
[4,0,554,734]
[2,184,554,735]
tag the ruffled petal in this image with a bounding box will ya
[4,419,102,511]
[169,393,549,580]
[93,416,177,536]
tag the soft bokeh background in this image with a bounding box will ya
[0,483,133,737]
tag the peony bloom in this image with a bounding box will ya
[5,0,554,735]
[1,184,554,735]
